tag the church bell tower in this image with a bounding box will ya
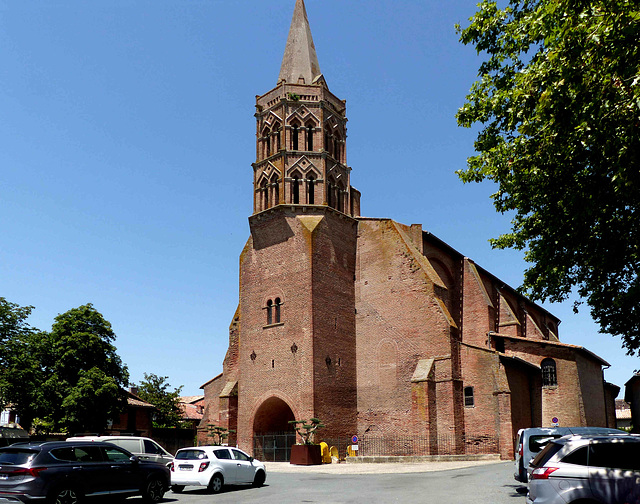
[234,0,359,449]
[253,0,360,217]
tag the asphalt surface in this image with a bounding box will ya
[142,460,526,504]
[264,458,502,474]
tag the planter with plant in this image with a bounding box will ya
[288,418,325,465]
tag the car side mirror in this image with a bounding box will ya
[130,455,139,464]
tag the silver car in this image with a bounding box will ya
[527,434,640,504]
[514,426,627,483]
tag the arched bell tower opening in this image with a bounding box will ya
[252,397,297,462]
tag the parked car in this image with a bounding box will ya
[514,426,626,483]
[66,435,174,465]
[0,425,29,448]
[526,434,640,504]
[0,440,170,503]
[170,446,266,494]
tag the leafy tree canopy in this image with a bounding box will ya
[0,297,34,347]
[456,0,640,350]
[47,304,130,434]
[136,373,183,428]
[1,301,129,433]
[0,297,42,422]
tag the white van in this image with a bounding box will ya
[513,426,625,483]
[66,435,174,465]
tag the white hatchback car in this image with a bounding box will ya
[170,446,266,494]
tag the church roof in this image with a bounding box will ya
[278,0,324,86]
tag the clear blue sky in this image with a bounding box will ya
[2,0,637,396]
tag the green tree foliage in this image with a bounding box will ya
[456,0,640,350]
[1,300,129,433]
[47,304,129,433]
[0,298,44,428]
[136,373,183,428]
[0,297,34,347]
[289,418,325,445]
[207,424,235,445]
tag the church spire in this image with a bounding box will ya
[278,0,324,86]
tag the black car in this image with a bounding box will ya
[0,440,169,503]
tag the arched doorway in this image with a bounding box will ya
[252,397,296,462]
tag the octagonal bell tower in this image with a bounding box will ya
[252,0,360,217]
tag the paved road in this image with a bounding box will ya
[133,461,529,504]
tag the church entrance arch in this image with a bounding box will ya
[252,396,296,462]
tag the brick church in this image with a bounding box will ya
[198,0,618,459]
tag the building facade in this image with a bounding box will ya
[199,0,618,459]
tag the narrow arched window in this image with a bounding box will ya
[264,131,271,158]
[327,181,333,207]
[275,297,281,323]
[541,358,557,387]
[266,299,273,325]
[270,174,279,207]
[292,124,299,150]
[337,183,345,213]
[260,179,269,210]
[292,177,300,204]
[464,386,474,407]
[274,123,281,152]
[307,175,315,204]
[306,125,314,151]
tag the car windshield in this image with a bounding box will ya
[531,441,563,468]
[0,448,38,465]
[176,449,207,460]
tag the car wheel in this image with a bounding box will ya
[252,470,266,487]
[49,487,82,504]
[208,474,224,493]
[171,485,184,493]
[142,476,165,503]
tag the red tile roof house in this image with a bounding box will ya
[179,396,204,430]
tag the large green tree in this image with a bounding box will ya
[456,0,640,350]
[0,297,34,347]
[136,373,183,428]
[0,298,45,429]
[1,300,129,433]
[46,304,130,434]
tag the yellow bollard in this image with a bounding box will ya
[319,442,331,463]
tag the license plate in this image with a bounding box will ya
[179,465,193,471]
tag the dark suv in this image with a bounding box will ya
[0,440,170,503]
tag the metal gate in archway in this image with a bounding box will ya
[253,432,297,462]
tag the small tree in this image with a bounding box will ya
[136,373,183,428]
[207,424,235,445]
[289,418,324,445]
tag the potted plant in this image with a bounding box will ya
[207,424,235,445]
[288,418,325,465]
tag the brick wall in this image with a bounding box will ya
[355,219,459,440]
[234,206,358,451]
